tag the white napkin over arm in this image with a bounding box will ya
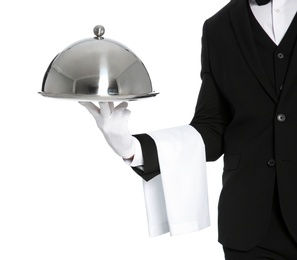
[142,125,210,237]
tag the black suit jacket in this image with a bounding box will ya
[135,0,297,251]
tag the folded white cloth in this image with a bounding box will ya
[142,125,210,237]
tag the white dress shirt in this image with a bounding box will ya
[250,0,297,45]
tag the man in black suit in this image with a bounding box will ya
[80,0,297,259]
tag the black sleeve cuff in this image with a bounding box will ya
[132,134,161,182]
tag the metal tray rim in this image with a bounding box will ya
[38,92,159,101]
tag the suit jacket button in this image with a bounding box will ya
[277,53,285,59]
[268,159,276,167]
[277,114,286,122]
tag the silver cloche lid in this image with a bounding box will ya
[40,25,158,101]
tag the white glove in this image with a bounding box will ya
[79,101,135,159]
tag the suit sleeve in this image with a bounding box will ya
[133,21,231,181]
[190,21,231,161]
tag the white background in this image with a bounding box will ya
[1,0,228,259]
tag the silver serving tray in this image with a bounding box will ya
[38,92,158,101]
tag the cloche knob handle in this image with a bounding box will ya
[93,25,105,39]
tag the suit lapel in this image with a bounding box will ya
[228,0,278,103]
[282,48,297,99]
[281,13,297,99]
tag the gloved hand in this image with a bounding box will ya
[79,101,135,159]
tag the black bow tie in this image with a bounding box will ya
[255,0,271,5]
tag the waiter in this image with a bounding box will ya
[80,0,297,259]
